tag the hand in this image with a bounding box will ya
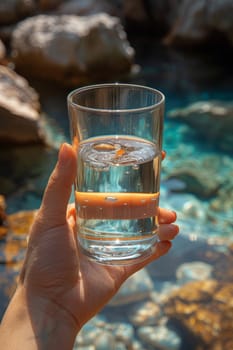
[0,143,179,349]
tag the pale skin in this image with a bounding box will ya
[0,143,179,350]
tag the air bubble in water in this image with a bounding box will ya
[105,196,118,202]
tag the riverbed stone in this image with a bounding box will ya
[137,324,182,350]
[0,65,46,144]
[11,14,135,86]
[74,317,136,350]
[164,280,233,350]
[129,300,161,326]
[109,269,154,306]
[176,261,213,284]
[168,100,233,152]
[163,156,223,199]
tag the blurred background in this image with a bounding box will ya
[0,1,232,349]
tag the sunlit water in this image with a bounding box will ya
[0,40,232,348]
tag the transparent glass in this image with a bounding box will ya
[68,83,165,265]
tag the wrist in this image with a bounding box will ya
[1,286,79,350]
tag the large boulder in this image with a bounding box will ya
[168,101,233,152]
[165,0,233,46]
[11,14,135,86]
[0,65,46,144]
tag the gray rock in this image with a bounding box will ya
[11,14,135,86]
[56,0,120,17]
[165,0,233,46]
[74,317,136,350]
[168,100,233,152]
[138,325,181,350]
[129,301,161,326]
[164,160,221,199]
[176,261,213,284]
[0,65,46,144]
[95,331,116,350]
[110,269,153,306]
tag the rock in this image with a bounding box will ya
[209,177,233,213]
[168,101,233,152]
[56,0,120,17]
[7,210,37,236]
[164,161,221,199]
[0,209,36,264]
[110,269,153,306]
[164,280,233,350]
[38,0,63,11]
[212,244,233,282]
[165,0,233,46]
[0,39,6,62]
[95,331,116,350]
[0,265,19,318]
[176,261,213,284]
[137,325,181,350]
[129,301,161,326]
[0,65,47,144]
[0,0,36,25]
[74,316,136,350]
[73,315,107,348]
[11,14,135,86]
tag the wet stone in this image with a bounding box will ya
[176,261,213,284]
[109,269,153,306]
[164,280,233,350]
[129,301,161,327]
[137,325,182,350]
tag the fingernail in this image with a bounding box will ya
[58,143,70,164]
[172,211,177,219]
[173,224,180,234]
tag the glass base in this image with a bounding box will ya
[78,235,158,266]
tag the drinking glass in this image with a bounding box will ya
[68,83,164,265]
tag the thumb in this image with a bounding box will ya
[38,143,77,229]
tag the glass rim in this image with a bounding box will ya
[67,83,165,113]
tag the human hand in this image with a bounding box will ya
[0,143,178,349]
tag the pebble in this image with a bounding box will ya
[137,325,182,350]
[129,301,161,326]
